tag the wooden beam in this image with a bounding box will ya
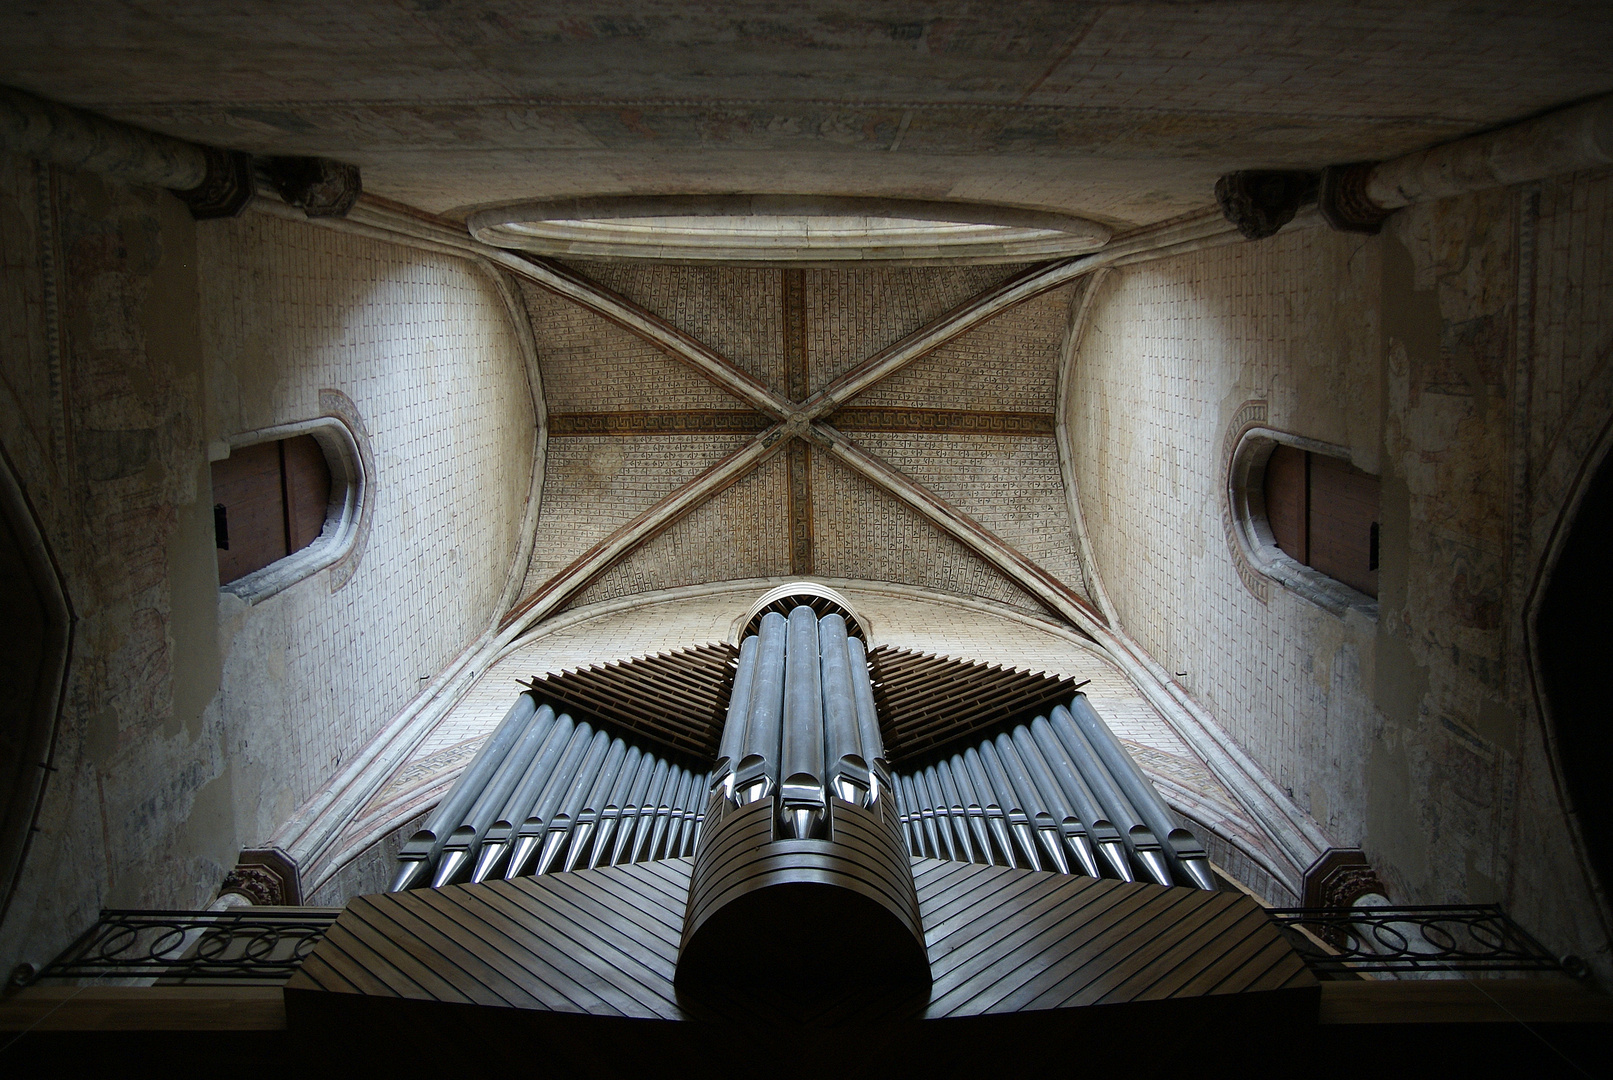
[829,407,1055,436]
[548,410,768,436]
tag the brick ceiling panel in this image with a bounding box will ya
[846,285,1071,412]
[521,282,742,412]
[522,433,757,592]
[809,449,1045,615]
[561,261,788,396]
[805,264,1034,393]
[565,452,793,609]
[850,432,1087,600]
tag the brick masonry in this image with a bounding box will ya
[1068,171,1613,972]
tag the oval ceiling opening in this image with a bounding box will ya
[467,195,1112,265]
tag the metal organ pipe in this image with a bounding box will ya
[846,634,889,802]
[994,734,1068,875]
[949,752,997,866]
[431,702,551,888]
[564,737,629,873]
[1012,725,1100,878]
[780,607,827,838]
[470,707,572,883]
[588,746,643,869]
[715,635,759,798]
[649,766,688,860]
[737,612,787,805]
[1030,716,1132,881]
[922,767,959,862]
[506,721,595,879]
[819,614,868,805]
[933,759,978,864]
[611,753,660,867]
[963,747,1015,867]
[1065,695,1218,890]
[534,727,612,876]
[390,692,539,891]
[1049,706,1172,887]
[977,739,1042,870]
[624,757,671,865]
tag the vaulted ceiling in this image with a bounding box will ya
[506,256,1093,626]
[3,3,1609,225]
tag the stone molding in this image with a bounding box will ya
[1302,848,1387,908]
[220,848,302,906]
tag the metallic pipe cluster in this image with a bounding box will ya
[893,695,1217,890]
[390,692,708,891]
[710,606,889,838]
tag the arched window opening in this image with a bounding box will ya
[1227,427,1380,617]
[212,434,331,585]
[1536,447,1613,895]
[1262,444,1381,599]
[210,417,365,603]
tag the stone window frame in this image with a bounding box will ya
[1225,415,1379,620]
[213,408,371,605]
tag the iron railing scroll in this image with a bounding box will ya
[31,907,340,984]
[1267,903,1570,975]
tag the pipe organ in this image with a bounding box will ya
[389,694,709,893]
[892,699,1217,891]
[391,589,1215,926]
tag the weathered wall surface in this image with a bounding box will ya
[0,161,536,969]
[1069,172,1613,971]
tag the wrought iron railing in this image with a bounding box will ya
[1267,903,1569,976]
[30,908,341,984]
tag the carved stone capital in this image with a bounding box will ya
[173,146,256,220]
[1214,170,1319,240]
[1319,162,1393,234]
[263,156,363,218]
[219,847,302,906]
[1302,847,1386,908]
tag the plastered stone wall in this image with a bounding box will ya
[1069,174,1613,971]
[0,159,536,969]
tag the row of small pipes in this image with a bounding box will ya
[893,698,1217,891]
[711,606,889,835]
[391,693,708,892]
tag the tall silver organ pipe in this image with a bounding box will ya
[625,757,671,864]
[890,698,1218,891]
[471,710,574,883]
[507,721,596,879]
[564,737,629,873]
[977,739,1042,871]
[390,692,538,892]
[538,729,613,875]
[736,612,787,804]
[820,614,867,805]
[431,704,555,887]
[1011,725,1099,878]
[714,635,759,798]
[780,607,827,838]
[1049,705,1173,887]
[648,764,686,860]
[1030,715,1132,881]
[611,753,660,866]
[995,734,1068,874]
[933,759,978,864]
[1064,695,1218,891]
[588,746,643,869]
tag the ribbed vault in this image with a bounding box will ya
[512,257,1095,627]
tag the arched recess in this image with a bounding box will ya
[1532,430,1613,901]
[0,446,73,927]
[212,396,372,604]
[1226,422,1380,619]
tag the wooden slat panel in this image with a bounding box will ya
[910,857,1315,1018]
[527,643,735,758]
[870,647,1079,761]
